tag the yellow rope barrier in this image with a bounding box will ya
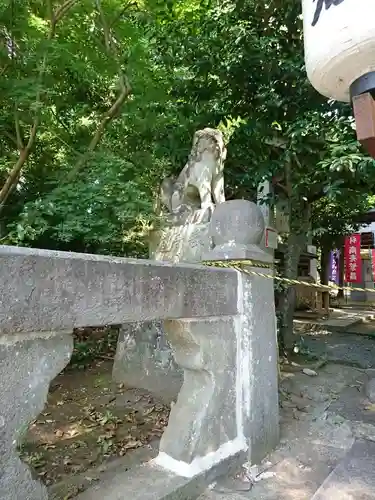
[202,259,375,294]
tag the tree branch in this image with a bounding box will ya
[109,1,138,30]
[0,120,39,210]
[65,0,132,181]
[66,81,131,180]
[52,0,77,33]
[14,107,24,150]
[0,62,10,78]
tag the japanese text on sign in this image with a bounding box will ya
[344,234,362,283]
[329,249,340,285]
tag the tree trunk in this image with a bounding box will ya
[320,245,330,312]
[279,233,304,352]
[279,203,311,354]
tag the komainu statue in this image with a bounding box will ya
[156,128,227,224]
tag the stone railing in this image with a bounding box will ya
[0,200,279,500]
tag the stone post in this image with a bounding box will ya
[152,200,279,477]
[154,316,243,477]
[0,331,73,500]
[202,199,279,465]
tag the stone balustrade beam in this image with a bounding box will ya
[0,245,239,335]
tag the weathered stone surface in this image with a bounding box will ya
[0,245,239,334]
[240,266,279,464]
[155,317,241,473]
[312,439,375,499]
[156,128,226,222]
[204,200,279,464]
[0,331,73,500]
[113,222,211,401]
[149,223,212,263]
[113,212,211,401]
[112,321,182,403]
[203,200,273,263]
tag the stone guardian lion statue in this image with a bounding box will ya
[156,128,227,220]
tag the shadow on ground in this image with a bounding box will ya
[19,359,169,499]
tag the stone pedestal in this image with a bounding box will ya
[113,218,214,402]
[156,317,240,475]
[0,331,73,500]
[112,321,182,403]
[149,222,212,263]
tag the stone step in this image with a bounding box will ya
[311,438,375,500]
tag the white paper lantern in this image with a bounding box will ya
[302,0,375,103]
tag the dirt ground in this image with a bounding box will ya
[19,359,170,498]
[18,326,375,499]
[18,353,329,499]
[202,362,375,500]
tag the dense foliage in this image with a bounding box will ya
[0,0,196,254]
[1,0,375,348]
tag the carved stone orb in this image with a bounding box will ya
[210,200,265,247]
[203,199,272,263]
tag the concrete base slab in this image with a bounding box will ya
[76,451,246,500]
[312,439,375,499]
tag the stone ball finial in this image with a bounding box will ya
[202,200,272,263]
[210,200,265,246]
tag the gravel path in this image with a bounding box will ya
[302,330,375,369]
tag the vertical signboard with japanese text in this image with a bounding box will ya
[329,249,340,285]
[344,234,362,283]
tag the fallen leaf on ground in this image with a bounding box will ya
[302,368,317,377]
[123,439,143,450]
[296,404,309,412]
[281,401,296,409]
[254,471,277,482]
[143,406,156,416]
